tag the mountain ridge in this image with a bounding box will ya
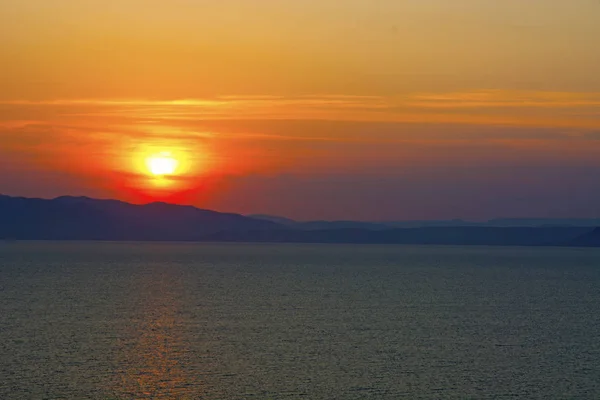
[0,194,280,241]
[0,194,598,246]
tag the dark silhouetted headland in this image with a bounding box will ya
[0,195,278,241]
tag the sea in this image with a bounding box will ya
[1,242,599,399]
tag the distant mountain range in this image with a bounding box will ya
[569,227,600,247]
[0,194,598,246]
[248,214,600,229]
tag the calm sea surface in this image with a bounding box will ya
[1,242,600,399]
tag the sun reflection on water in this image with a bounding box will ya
[114,267,202,399]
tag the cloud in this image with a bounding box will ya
[582,131,600,140]
[1,90,599,129]
[406,90,600,109]
[2,91,600,185]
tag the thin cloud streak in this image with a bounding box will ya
[2,90,599,129]
[408,90,600,109]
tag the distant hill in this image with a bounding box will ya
[249,215,391,231]
[387,218,600,228]
[0,195,280,241]
[484,218,600,227]
[249,214,600,229]
[297,221,391,231]
[247,214,297,226]
[568,227,600,247]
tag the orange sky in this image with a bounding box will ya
[1,1,600,220]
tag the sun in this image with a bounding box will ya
[145,152,179,176]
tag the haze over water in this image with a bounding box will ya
[1,242,600,399]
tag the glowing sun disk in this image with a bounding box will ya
[146,152,179,176]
